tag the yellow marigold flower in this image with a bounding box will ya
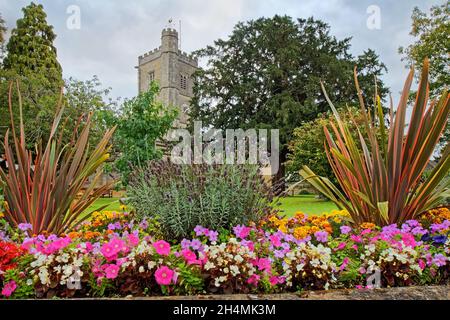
[293,226,311,239]
[0,212,4,219]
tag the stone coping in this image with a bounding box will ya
[28,285,450,300]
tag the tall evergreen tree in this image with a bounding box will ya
[3,2,62,88]
[0,3,62,150]
[191,15,388,178]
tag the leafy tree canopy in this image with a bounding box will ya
[113,82,178,184]
[399,2,449,151]
[190,15,388,161]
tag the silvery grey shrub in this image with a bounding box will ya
[127,160,275,239]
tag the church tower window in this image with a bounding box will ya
[148,71,155,83]
[180,74,187,90]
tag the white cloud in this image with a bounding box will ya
[0,0,444,101]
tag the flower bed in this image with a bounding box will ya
[0,208,449,299]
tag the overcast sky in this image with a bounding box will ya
[0,0,444,102]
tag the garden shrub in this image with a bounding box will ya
[127,160,275,239]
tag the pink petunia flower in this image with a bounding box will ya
[1,280,17,297]
[257,257,271,273]
[182,249,200,265]
[153,240,171,256]
[103,264,120,279]
[155,266,175,286]
[127,233,140,247]
[247,274,260,286]
[269,235,282,247]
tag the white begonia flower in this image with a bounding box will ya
[139,266,145,273]
[204,261,215,270]
[148,261,156,270]
[230,265,240,276]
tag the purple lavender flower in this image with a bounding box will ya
[139,219,149,229]
[274,250,285,258]
[190,239,202,250]
[432,254,447,267]
[340,226,352,235]
[181,239,191,250]
[194,225,205,236]
[208,231,218,242]
[314,231,329,243]
[18,223,32,231]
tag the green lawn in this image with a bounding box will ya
[84,194,337,218]
[85,197,122,214]
[273,194,338,217]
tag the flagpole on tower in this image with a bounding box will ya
[179,20,182,50]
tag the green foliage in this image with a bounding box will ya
[0,82,116,234]
[0,13,6,61]
[127,160,274,240]
[399,2,450,150]
[0,3,66,151]
[287,107,372,184]
[190,15,388,160]
[64,76,119,150]
[114,82,178,184]
[301,60,450,225]
[3,2,62,88]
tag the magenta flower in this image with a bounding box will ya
[247,274,260,286]
[233,225,251,239]
[339,257,350,271]
[1,280,17,297]
[401,233,417,248]
[110,238,127,253]
[127,233,139,247]
[100,242,118,260]
[257,257,271,273]
[269,234,282,247]
[153,240,171,256]
[314,231,328,243]
[418,259,426,270]
[181,249,199,265]
[103,264,120,279]
[155,266,175,285]
[350,235,362,243]
[340,226,352,235]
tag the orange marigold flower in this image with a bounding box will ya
[360,222,376,230]
[68,231,80,239]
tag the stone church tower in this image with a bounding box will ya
[137,28,198,127]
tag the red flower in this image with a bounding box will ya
[0,241,23,273]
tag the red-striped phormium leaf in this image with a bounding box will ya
[300,59,449,226]
[0,81,116,234]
